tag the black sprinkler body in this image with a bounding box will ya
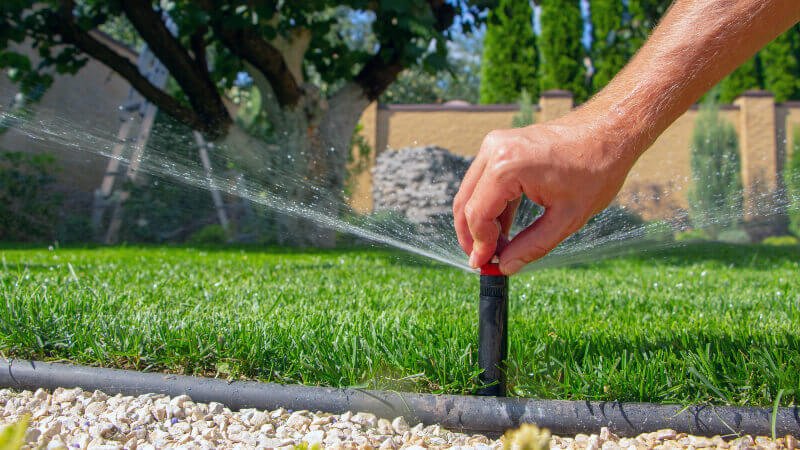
[477,261,508,397]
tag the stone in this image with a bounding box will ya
[304,429,325,444]
[372,146,471,235]
[207,402,224,415]
[391,416,409,434]
[655,429,678,441]
[170,395,192,408]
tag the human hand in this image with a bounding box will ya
[453,110,642,275]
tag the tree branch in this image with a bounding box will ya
[196,1,302,107]
[118,2,231,133]
[51,12,208,132]
[190,27,208,73]
[354,0,457,101]
[353,52,404,102]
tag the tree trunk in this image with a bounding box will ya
[214,75,369,247]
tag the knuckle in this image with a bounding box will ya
[452,194,464,214]
[464,203,479,224]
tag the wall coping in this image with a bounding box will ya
[737,90,775,98]
[379,103,528,112]
[380,102,741,112]
[540,89,573,98]
[687,104,740,111]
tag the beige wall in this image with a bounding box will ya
[0,42,133,192]
[352,90,796,222]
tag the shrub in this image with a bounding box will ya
[0,151,61,242]
[688,101,743,239]
[717,228,751,244]
[120,178,216,243]
[512,90,535,128]
[566,205,645,244]
[187,224,228,245]
[786,126,800,236]
[675,228,710,242]
[762,235,799,246]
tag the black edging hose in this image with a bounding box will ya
[2,359,798,438]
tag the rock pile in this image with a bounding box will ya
[1,387,797,449]
[372,146,471,234]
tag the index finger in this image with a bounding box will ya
[453,154,487,255]
[464,168,522,268]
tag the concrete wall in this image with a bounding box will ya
[351,90,796,223]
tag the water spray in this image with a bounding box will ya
[477,237,509,397]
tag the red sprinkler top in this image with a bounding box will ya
[480,235,509,276]
[480,262,504,276]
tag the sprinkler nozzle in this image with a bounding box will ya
[477,238,509,397]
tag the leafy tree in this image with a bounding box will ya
[760,27,800,102]
[480,0,538,103]
[384,25,484,104]
[539,0,587,102]
[717,56,763,103]
[0,1,489,243]
[786,126,800,236]
[688,100,743,239]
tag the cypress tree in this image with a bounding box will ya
[717,56,762,103]
[688,100,743,239]
[760,28,800,102]
[479,0,538,104]
[590,0,627,92]
[539,0,588,102]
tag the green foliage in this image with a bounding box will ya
[293,443,321,450]
[760,27,800,102]
[786,127,800,236]
[718,56,762,103]
[762,235,799,246]
[717,228,751,244]
[626,0,671,53]
[0,151,61,242]
[568,205,645,244]
[688,102,743,239]
[2,243,800,406]
[539,0,587,102]
[0,415,28,450]
[0,1,489,122]
[675,228,710,242]
[382,27,484,104]
[187,224,229,245]
[511,90,535,128]
[344,123,372,199]
[590,0,626,92]
[480,0,538,104]
[120,178,216,243]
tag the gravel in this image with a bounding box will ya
[1,387,796,449]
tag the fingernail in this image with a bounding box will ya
[468,251,478,268]
[501,259,525,275]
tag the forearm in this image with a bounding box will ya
[578,0,800,164]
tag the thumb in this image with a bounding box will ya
[498,208,579,275]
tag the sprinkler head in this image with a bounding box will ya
[477,237,509,397]
[479,234,508,276]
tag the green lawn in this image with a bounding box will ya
[0,243,798,407]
